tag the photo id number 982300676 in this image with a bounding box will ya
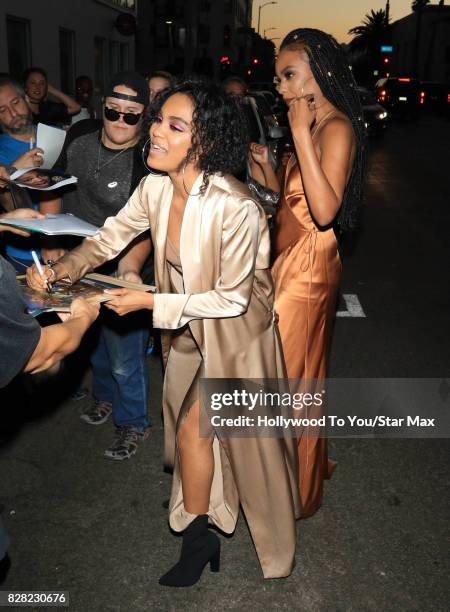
[0,591,69,607]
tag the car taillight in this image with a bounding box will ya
[398,78,411,82]
[447,94,450,103]
[381,90,387,96]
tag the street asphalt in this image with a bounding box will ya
[0,114,449,611]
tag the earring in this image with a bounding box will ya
[182,159,202,197]
[141,138,166,176]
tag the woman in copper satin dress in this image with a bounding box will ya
[271,29,367,518]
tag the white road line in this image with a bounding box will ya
[336,294,366,318]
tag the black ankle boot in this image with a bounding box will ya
[159,514,220,587]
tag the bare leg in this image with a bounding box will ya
[177,400,214,515]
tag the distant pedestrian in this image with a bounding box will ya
[222,75,248,97]
[147,70,173,103]
[71,75,96,124]
[23,67,80,127]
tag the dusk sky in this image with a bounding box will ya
[251,0,415,46]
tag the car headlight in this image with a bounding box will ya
[377,111,387,119]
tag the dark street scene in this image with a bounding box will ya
[0,1,449,611]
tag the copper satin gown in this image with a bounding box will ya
[272,110,343,518]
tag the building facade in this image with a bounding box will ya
[391,4,450,82]
[136,0,253,78]
[0,0,137,95]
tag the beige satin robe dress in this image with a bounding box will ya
[58,172,301,579]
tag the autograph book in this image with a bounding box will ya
[16,273,156,317]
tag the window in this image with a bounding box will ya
[223,25,231,48]
[178,27,187,48]
[109,40,120,76]
[155,21,169,47]
[120,43,129,70]
[60,29,76,95]
[198,24,210,45]
[445,45,450,63]
[96,0,136,11]
[6,16,31,80]
[94,37,106,93]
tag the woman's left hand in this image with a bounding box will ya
[288,94,317,133]
[104,288,153,316]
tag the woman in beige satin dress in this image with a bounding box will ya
[27,81,300,585]
[271,29,367,518]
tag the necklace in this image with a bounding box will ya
[94,140,131,179]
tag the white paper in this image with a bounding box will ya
[36,123,66,169]
[0,213,98,237]
[9,167,77,191]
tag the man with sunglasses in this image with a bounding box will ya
[41,71,152,460]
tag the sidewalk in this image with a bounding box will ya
[0,354,448,611]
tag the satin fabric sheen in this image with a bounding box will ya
[57,172,301,578]
[272,113,343,518]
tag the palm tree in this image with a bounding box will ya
[348,8,391,83]
[411,0,430,10]
[348,9,390,55]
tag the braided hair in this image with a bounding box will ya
[281,28,367,231]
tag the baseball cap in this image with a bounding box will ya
[105,71,148,106]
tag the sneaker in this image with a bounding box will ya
[70,387,89,401]
[80,400,112,425]
[104,426,149,461]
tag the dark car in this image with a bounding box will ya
[419,82,450,116]
[375,77,420,118]
[357,87,388,136]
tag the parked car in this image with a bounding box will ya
[418,82,450,117]
[357,87,388,136]
[374,77,420,118]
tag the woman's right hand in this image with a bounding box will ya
[26,261,70,291]
[13,148,44,169]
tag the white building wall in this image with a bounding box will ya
[0,0,135,92]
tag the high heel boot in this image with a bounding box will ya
[159,514,220,587]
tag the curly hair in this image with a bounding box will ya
[142,78,249,193]
[281,29,367,231]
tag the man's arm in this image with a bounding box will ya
[24,298,99,374]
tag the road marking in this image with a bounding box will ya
[336,294,366,318]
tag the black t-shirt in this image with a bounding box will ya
[55,119,147,225]
[54,119,152,279]
[33,100,71,127]
[0,256,41,388]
